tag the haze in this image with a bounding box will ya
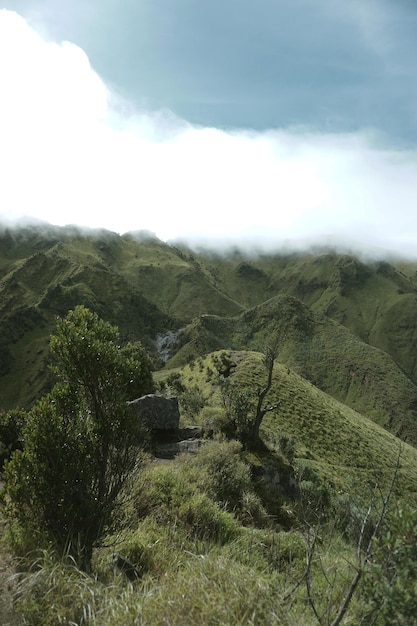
[1,3,417,256]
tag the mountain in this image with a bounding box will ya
[1,222,417,447]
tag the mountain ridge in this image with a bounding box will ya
[1,222,417,448]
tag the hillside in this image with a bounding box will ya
[3,223,417,625]
[1,222,417,445]
[175,350,417,502]
[171,295,417,443]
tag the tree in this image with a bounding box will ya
[249,339,280,442]
[3,306,154,569]
[218,338,280,446]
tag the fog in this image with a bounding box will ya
[2,10,417,258]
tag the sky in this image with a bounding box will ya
[1,1,417,255]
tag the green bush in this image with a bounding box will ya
[362,504,417,625]
[178,492,238,543]
[277,432,296,463]
[13,551,101,626]
[2,306,154,569]
[131,462,195,522]
[186,440,252,512]
[295,460,332,522]
[179,385,206,419]
[199,405,229,435]
[239,491,270,527]
[0,408,26,467]
[219,379,254,440]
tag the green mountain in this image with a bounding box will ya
[4,223,417,625]
[2,222,417,446]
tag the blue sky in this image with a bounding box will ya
[1,1,417,255]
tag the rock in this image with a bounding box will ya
[128,394,180,431]
[154,438,207,459]
[177,426,203,440]
[178,439,207,454]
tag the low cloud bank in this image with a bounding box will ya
[1,10,417,258]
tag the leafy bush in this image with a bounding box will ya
[239,491,270,527]
[219,379,254,440]
[131,462,195,522]
[2,306,153,569]
[13,552,100,626]
[179,385,206,419]
[0,408,26,467]
[200,405,231,436]
[295,460,332,522]
[159,371,186,396]
[362,504,417,625]
[186,440,252,512]
[277,432,296,463]
[178,492,238,542]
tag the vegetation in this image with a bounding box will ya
[1,306,154,570]
[361,503,417,625]
[2,224,417,623]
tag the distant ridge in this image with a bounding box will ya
[1,223,417,447]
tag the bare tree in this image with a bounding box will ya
[284,445,402,626]
[249,337,281,443]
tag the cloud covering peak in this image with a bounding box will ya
[1,9,417,257]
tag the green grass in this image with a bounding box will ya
[176,350,417,504]
[4,225,417,623]
[3,449,377,626]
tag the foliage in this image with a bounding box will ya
[219,377,255,439]
[2,306,153,569]
[216,339,280,446]
[160,371,186,395]
[0,408,26,467]
[362,504,417,625]
[185,440,253,512]
[178,384,206,419]
[49,305,154,406]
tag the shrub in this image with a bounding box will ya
[178,492,238,543]
[187,440,252,512]
[277,432,296,463]
[131,463,195,522]
[219,379,254,440]
[362,504,417,625]
[295,460,332,522]
[0,408,26,467]
[200,405,230,436]
[179,385,206,419]
[2,306,154,570]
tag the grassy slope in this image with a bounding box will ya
[2,223,417,434]
[177,350,417,503]
[191,250,417,378]
[2,223,417,623]
[169,295,417,443]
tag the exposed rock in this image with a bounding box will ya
[178,439,206,454]
[154,438,207,459]
[128,394,180,431]
[155,328,185,362]
[177,426,203,440]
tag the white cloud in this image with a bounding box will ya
[1,10,417,257]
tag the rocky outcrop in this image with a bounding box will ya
[128,394,180,431]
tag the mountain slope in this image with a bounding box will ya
[169,294,417,443]
[177,350,417,503]
[1,222,417,443]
